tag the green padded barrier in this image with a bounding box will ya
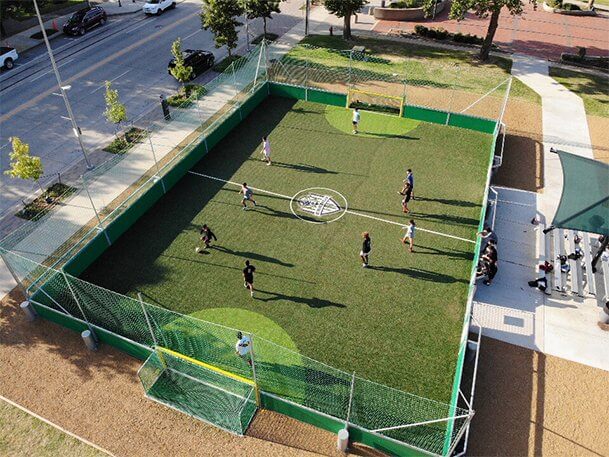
[268,83,306,100]
[402,105,448,125]
[448,113,497,134]
[306,88,347,107]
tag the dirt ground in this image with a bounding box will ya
[466,337,609,457]
[588,115,609,164]
[0,291,348,457]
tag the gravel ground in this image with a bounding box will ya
[0,291,344,457]
[466,337,609,457]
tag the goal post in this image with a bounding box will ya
[137,347,260,435]
[346,88,405,117]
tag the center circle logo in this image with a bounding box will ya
[290,187,348,224]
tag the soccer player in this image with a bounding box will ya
[401,220,416,253]
[240,183,256,210]
[401,182,413,214]
[352,107,360,134]
[360,232,371,268]
[199,224,217,249]
[235,331,252,366]
[398,169,415,200]
[243,260,256,297]
[260,136,272,166]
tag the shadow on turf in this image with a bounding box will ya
[211,246,294,267]
[255,289,346,308]
[414,196,480,208]
[368,265,468,284]
[348,205,480,228]
[254,160,368,178]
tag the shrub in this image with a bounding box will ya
[414,25,428,36]
[426,28,438,39]
[15,182,77,221]
[435,28,449,40]
[562,3,580,10]
[167,84,207,107]
[212,55,244,73]
[453,32,464,43]
[251,33,279,45]
[546,0,563,7]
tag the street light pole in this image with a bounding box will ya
[32,0,93,170]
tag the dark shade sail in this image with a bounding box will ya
[552,151,609,236]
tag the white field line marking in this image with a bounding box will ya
[89,69,132,94]
[187,171,476,244]
[0,394,116,456]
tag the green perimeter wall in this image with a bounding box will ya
[268,83,497,135]
[30,81,499,456]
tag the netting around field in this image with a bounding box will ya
[138,350,257,435]
[347,89,404,115]
[2,246,473,455]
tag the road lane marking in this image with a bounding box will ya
[0,13,193,123]
[183,29,202,40]
[29,58,74,82]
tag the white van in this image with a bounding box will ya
[142,0,176,15]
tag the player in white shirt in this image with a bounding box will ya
[401,219,416,253]
[260,136,272,166]
[235,331,252,366]
[352,107,360,134]
[240,182,257,210]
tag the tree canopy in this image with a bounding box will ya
[201,0,243,57]
[169,37,194,85]
[245,0,282,36]
[4,137,44,186]
[103,81,127,127]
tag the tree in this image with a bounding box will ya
[324,0,368,40]
[4,137,44,194]
[245,0,282,37]
[201,0,243,58]
[169,37,194,86]
[447,0,534,61]
[103,81,127,141]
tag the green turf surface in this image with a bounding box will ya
[81,96,492,403]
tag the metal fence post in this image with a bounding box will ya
[345,372,356,428]
[248,333,261,407]
[62,270,96,338]
[348,50,353,90]
[82,176,112,246]
[138,292,158,347]
[0,251,29,299]
[231,61,243,121]
[147,130,166,194]
[445,70,458,126]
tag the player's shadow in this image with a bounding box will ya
[255,289,347,308]
[211,245,294,267]
[413,211,480,227]
[415,244,475,261]
[255,204,295,220]
[368,266,468,284]
[360,131,420,140]
[414,196,480,208]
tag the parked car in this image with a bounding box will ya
[1,47,18,70]
[143,0,176,15]
[167,50,215,81]
[63,7,107,36]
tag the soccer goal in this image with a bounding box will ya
[138,347,259,435]
[346,88,405,117]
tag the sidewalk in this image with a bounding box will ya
[471,55,608,372]
[0,1,144,54]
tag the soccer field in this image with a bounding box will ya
[80,96,492,403]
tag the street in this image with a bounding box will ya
[0,0,304,215]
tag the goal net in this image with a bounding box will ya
[346,88,405,116]
[138,347,258,435]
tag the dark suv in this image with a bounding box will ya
[63,7,107,36]
[168,50,215,81]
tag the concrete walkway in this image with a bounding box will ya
[472,55,609,372]
[0,6,332,298]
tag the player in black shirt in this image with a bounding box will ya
[243,260,256,297]
[199,224,217,249]
[360,232,371,268]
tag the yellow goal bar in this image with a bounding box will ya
[346,88,405,117]
[156,346,261,406]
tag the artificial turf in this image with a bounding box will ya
[80,96,492,403]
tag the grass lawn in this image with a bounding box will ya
[549,67,609,118]
[81,97,492,403]
[296,35,540,104]
[0,398,104,457]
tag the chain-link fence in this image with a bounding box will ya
[1,247,473,455]
[0,42,270,273]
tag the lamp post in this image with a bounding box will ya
[32,0,93,170]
